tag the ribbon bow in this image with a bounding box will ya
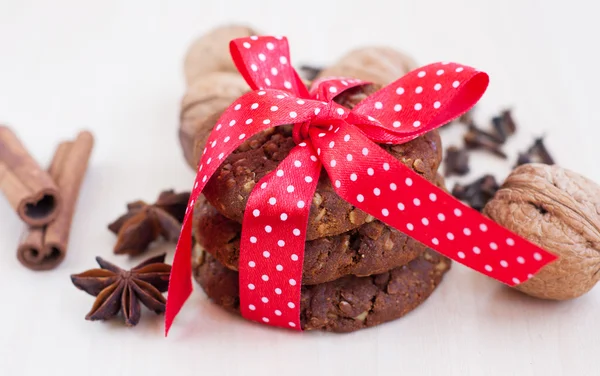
[165,36,557,333]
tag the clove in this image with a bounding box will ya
[444,146,470,177]
[515,137,555,167]
[458,109,475,125]
[464,124,507,159]
[299,65,323,81]
[468,122,505,144]
[491,110,517,143]
[530,137,555,164]
[452,175,500,212]
[516,152,532,166]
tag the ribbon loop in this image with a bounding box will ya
[351,62,489,143]
[230,36,309,98]
[309,76,371,102]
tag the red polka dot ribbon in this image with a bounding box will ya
[165,36,558,334]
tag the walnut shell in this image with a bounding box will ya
[484,163,600,300]
[183,24,258,86]
[316,46,418,86]
[179,72,249,168]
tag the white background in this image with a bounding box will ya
[1,1,598,375]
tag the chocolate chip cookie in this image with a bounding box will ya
[199,85,443,240]
[193,197,426,285]
[193,249,451,333]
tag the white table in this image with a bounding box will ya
[1,1,598,375]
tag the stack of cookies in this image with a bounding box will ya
[190,84,452,333]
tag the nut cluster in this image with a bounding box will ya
[484,163,600,300]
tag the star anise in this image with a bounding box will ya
[108,190,190,255]
[70,254,171,326]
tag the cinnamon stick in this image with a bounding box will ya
[0,126,62,226]
[17,131,94,270]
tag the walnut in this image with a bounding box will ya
[179,25,258,169]
[183,24,258,86]
[484,163,600,300]
[316,46,418,86]
[180,72,249,168]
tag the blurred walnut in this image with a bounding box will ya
[180,72,249,168]
[484,163,600,300]
[184,24,258,86]
[179,25,259,169]
[316,46,418,86]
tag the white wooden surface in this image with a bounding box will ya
[1,1,598,375]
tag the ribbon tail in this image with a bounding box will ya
[164,89,322,334]
[164,212,194,335]
[312,123,558,286]
[238,144,321,330]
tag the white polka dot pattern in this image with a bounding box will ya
[239,145,320,330]
[348,61,490,144]
[312,123,557,287]
[165,36,558,336]
[230,36,310,97]
[310,77,369,102]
